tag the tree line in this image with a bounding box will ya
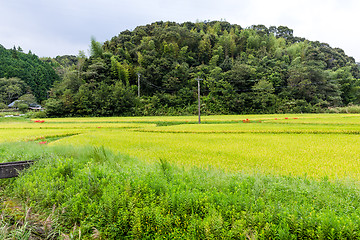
[3,21,360,116]
[0,45,59,109]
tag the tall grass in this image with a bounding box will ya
[0,142,53,163]
[2,143,360,239]
[328,105,360,113]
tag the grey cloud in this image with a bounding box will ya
[0,0,359,60]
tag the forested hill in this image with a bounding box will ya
[0,45,59,104]
[45,21,360,116]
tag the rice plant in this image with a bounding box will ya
[2,143,360,239]
[2,114,360,238]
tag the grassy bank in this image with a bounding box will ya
[2,143,360,239]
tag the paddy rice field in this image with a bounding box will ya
[2,113,360,180]
[3,113,360,239]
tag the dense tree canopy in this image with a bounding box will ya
[0,45,59,104]
[5,21,360,116]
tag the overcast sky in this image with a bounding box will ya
[1,0,359,61]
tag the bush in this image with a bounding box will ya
[346,105,360,113]
[17,103,28,113]
[27,110,47,118]
[0,102,7,109]
[44,98,64,117]
[327,105,360,114]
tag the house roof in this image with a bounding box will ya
[8,100,41,108]
[8,100,20,108]
[29,103,41,108]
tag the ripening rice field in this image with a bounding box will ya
[33,114,360,179]
[4,114,360,239]
[2,114,360,180]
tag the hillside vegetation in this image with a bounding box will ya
[44,21,360,117]
[0,45,59,105]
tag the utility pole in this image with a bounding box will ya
[196,76,203,124]
[137,73,141,97]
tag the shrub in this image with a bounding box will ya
[27,110,47,118]
[17,103,28,113]
[327,105,360,114]
[0,102,7,109]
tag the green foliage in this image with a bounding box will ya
[328,104,360,113]
[0,45,59,103]
[17,103,28,113]
[18,93,37,106]
[45,21,360,117]
[90,37,103,58]
[0,77,29,105]
[0,102,7,109]
[3,143,360,239]
[26,110,47,118]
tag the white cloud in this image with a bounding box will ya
[0,0,359,60]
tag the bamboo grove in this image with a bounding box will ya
[3,21,360,116]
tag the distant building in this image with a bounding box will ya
[7,100,21,108]
[8,100,42,111]
[29,103,42,111]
